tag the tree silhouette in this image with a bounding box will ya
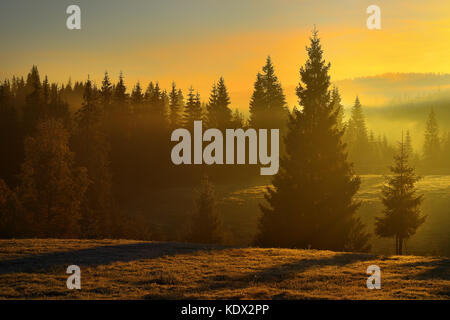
[375,136,426,255]
[18,119,89,238]
[330,86,345,132]
[256,29,369,251]
[423,108,441,168]
[131,82,144,108]
[23,65,44,136]
[206,77,232,130]
[169,82,183,130]
[249,56,288,132]
[73,79,113,238]
[183,87,202,130]
[100,71,113,109]
[345,97,371,171]
[187,175,223,244]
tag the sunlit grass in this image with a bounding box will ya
[0,240,447,300]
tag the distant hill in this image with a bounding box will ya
[335,73,450,107]
[329,74,450,150]
[0,239,448,299]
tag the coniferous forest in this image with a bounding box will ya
[0,31,448,256]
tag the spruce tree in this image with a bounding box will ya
[231,108,245,128]
[18,119,89,238]
[330,86,345,131]
[206,77,232,130]
[206,82,219,128]
[256,30,369,251]
[249,56,288,132]
[23,65,44,136]
[183,87,202,130]
[73,79,113,238]
[48,83,71,126]
[187,175,223,244]
[42,76,50,106]
[113,72,128,112]
[345,96,372,172]
[216,77,232,129]
[131,82,144,107]
[169,82,182,130]
[248,73,265,127]
[144,82,155,103]
[422,108,441,168]
[375,136,426,255]
[149,82,166,119]
[100,71,113,109]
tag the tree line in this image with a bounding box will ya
[0,30,428,254]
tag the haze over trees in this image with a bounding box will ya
[0,30,446,251]
[422,108,441,169]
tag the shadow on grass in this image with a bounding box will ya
[398,259,450,281]
[198,252,378,293]
[0,242,224,275]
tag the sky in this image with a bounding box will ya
[1,0,450,109]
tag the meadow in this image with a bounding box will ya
[0,239,448,299]
[147,175,450,256]
[0,175,448,300]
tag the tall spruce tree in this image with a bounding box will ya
[375,136,426,255]
[256,29,369,251]
[73,79,113,238]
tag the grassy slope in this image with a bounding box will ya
[0,240,448,300]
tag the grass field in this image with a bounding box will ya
[214,175,450,256]
[132,175,450,256]
[0,239,448,299]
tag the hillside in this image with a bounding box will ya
[0,240,448,299]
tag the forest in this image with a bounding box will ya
[0,31,448,255]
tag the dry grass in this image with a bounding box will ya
[0,239,448,300]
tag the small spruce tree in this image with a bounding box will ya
[375,136,426,255]
[187,176,223,244]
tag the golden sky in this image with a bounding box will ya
[1,0,450,109]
